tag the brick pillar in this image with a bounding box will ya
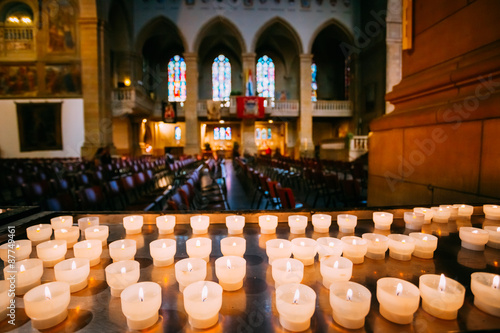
[299,54,314,157]
[183,53,200,155]
[241,53,257,156]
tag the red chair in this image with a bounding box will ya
[277,187,303,209]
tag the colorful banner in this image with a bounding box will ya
[236,96,265,118]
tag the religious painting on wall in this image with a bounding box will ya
[46,0,76,53]
[45,64,82,95]
[0,65,37,96]
[162,101,177,123]
[17,103,63,152]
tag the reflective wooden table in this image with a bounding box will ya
[0,209,499,332]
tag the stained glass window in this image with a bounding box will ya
[212,55,231,101]
[168,55,186,102]
[311,63,317,102]
[174,126,181,140]
[256,55,275,100]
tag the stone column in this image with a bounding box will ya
[386,0,403,114]
[240,53,258,155]
[299,54,314,157]
[183,53,200,155]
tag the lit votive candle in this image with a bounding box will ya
[432,207,451,223]
[175,258,207,292]
[404,212,425,230]
[377,278,420,324]
[77,216,99,233]
[54,258,90,292]
[320,256,353,289]
[215,256,246,291]
[184,281,223,329]
[27,224,52,245]
[316,237,343,260]
[440,204,458,219]
[186,237,212,262]
[50,216,73,229]
[105,260,140,297]
[220,237,246,257]
[123,215,143,235]
[341,236,368,264]
[109,239,137,262]
[362,233,389,260]
[373,212,393,230]
[409,232,438,259]
[121,282,161,330]
[190,215,210,234]
[3,258,43,295]
[0,239,32,262]
[85,225,109,246]
[73,240,103,266]
[36,240,67,267]
[312,214,332,233]
[156,215,176,234]
[276,283,316,332]
[330,281,371,329]
[288,215,308,234]
[388,234,415,261]
[484,226,500,249]
[259,215,278,234]
[459,227,489,251]
[483,204,500,220]
[24,282,70,329]
[149,239,176,267]
[470,272,500,317]
[54,226,80,248]
[272,258,304,287]
[337,214,357,233]
[414,207,433,223]
[266,239,292,264]
[419,274,465,320]
[291,238,317,266]
[454,204,474,218]
[226,215,245,235]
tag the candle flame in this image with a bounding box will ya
[227,259,232,269]
[472,230,478,234]
[53,244,58,249]
[19,264,25,273]
[375,238,379,243]
[198,217,201,222]
[88,221,91,225]
[402,240,406,244]
[381,214,385,217]
[346,288,353,301]
[396,283,403,296]
[293,289,300,304]
[279,242,284,249]
[61,229,67,233]
[232,242,236,246]
[353,239,357,245]
[296,218,299,222]
[300,242,305,247]
[94,228,99,232]
[36,228,40,233]
[162,242,167,248]
[286,261,292,273]
[187,262,193,272]
[121,244,125,250]
[71,260,77,270]
[130,217,133,223]
[121,267,126,274]
[196,240,201,247]
[413,215,416,219]
[493,205,498,209]
[492,276,500,289]
[266,217,270,221]
[423,236,428,241]
[61,218,65,223]
[45,286,52,300]
[139,287,144,302]
[15,244,20,250]
[333,260,339,269]
[201,285,208,302]
[321,216,324,220]
[87,242,92,248]
[439,274,446,292]
[328,242,334,247]
[497,227,500,232]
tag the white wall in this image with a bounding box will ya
[0,99,85,158]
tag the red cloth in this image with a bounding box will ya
[236,96,265,118]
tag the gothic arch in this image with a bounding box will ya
[192,16,246,55]
[135,16,188,55]
[308,18,354,54]
[251,17,303,55]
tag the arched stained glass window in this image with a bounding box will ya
[168,55,186,102]
[311,62,317,102]
[256,55,275,100]
[212,55,231,101]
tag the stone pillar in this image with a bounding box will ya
[79,17,114,159]
[386,0,403,114]
[240,53,258,155]
[299,54,314,157]
[183,53,200,155]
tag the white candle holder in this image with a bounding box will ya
[85,225,109,246]
[288,215,308,234]
[419,274,465,320]
[24,282,71,330]
[432,207,451,223]
[190,215,210,235]
[276,283,316,332]
[440,204,459,219]
[459,227,489,251]
[105,260,141,297]
[50,216,73,229]
[312,214,332,233]
[36,240,67,267]
[291,238,317,266]
[414,207,433,223]
[0,239,32,262]
[337,214,357,233]
[372,212,393,230]
[320,256,353,289]
[341,236,368,264]
[409,233,438,259]
[186,237,212,262]
[316,237,343,260]
[26,224,53,246]
[330,281,371,329]
[272,258,304,288]
[73,240,103,266]
[121,282,162,330]
[454,204,474,218]
[470,272,500,317]
[109,239,137,262]
[149,239,176,267]
[388,234,416,261]
[175,258,207,292]
[54,258,90,293]
[266,239,292,264]
[77,216,99,233]
[483,204,500,220]
[377,278,420,325]
[220,237,246,257]
[123,215,144,235]
[3,258,43,295]
[403,212,425,231]
[362,233,389,260]
[226,215,245,235]
[156,215,176,234]
[54,226,80,248]
[484,226,500,249]
[259,215,278,234]
[183,281,223,329]
[215,256,246,291]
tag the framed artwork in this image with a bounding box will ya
[162,101,177,123]
[0,66,37,96]
[47,0,76,53]
[17,103,63,151]
[45,64,81,94]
